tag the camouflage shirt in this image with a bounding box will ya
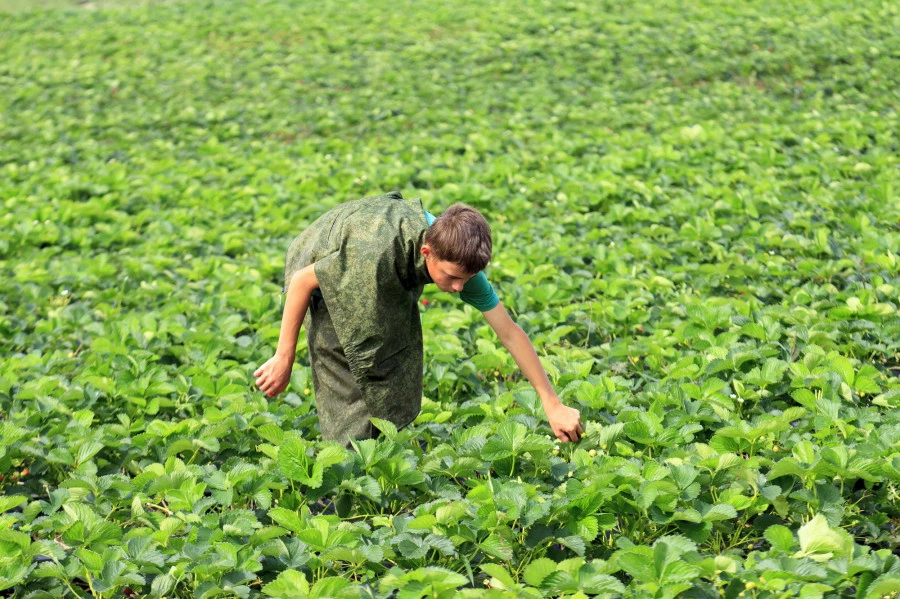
[284,191,432,431]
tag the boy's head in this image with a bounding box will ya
[421,204,492,291]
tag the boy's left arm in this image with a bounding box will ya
[482,302,583,442]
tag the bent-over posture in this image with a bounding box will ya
[255,191,582,444]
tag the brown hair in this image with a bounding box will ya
[424,203,492,274]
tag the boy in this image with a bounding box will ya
[254,191,582,445]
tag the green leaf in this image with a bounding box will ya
[309,576,352,599]
[480,534,514,561]
[0,563,30,592]
[616,546,655,582]
[0,496,28,513]
[75,441,104,465]
[558,535,586,556]
[701,504,737,522]
[481,563,516,589]
[257,424,285,445]
[576,515,599,542]
[853,376,880,394]
[150,573,176,598]
[580,573,626,594]
[370,418,398,439]
[669,464,698,489]
[764,525,795,553]
[267,507,304,534]
[523,557,557,587]
[795,514,853,561]
[482,421,528,460]
[75,548,104,573]
[829,355,854,384]
[316,443,349,468]
[278,435,324,488]
[340,475,382,502]
[769,457,808,480]
[799,583,832,599]
[863,575,900,599]
[263,569,309,598]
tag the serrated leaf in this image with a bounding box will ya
[75,441,104,465]
[0,496,28,513]
[702,504,737,522]
[853,376,880,394]
[829,355,854,384]
[764,524,795,552]
[75,548,104,572]
[263,569,309,598]
[480,534,514,561]
[581,573,627,594]
[309,576,351,599]
[523,557,557,587]
[0,529,31,552]
[480,563,515,589]
[369,417,398,439]
[768,457,808,480]
[795,514,853,561]
[576,515,599,542]
[616,546,655,582]
[316,443,349,468]
[397,535,428,559]
[542,570,580,592]
[340,475,382,502]
[864,575,900,599]
[558,534,585,556]
[149,573,176,598]
[278,435,313,482]
[268,507,304,534]
[256,424,285,445]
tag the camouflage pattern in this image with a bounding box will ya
[284,192,431,443]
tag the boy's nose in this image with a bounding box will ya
[453,281,463,292]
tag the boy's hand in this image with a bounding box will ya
[545,402,583,443]
[254,355,293,398]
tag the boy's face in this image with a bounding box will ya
[421,245,475,293]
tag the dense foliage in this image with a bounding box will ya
[1,0,899,597]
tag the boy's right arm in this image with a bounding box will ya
[254,264,319,398]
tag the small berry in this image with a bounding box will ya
[422,299,429,306]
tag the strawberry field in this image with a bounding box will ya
[2,0,899,597]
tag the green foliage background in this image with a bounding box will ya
[1,0,899,597]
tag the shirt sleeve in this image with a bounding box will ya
[460,271,500,312]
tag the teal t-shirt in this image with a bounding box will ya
[424,210,500,312]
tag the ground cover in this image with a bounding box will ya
[1,0,899,597]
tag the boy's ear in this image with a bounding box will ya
[420,244,432,259]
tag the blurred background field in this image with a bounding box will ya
[0,0,181,10]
